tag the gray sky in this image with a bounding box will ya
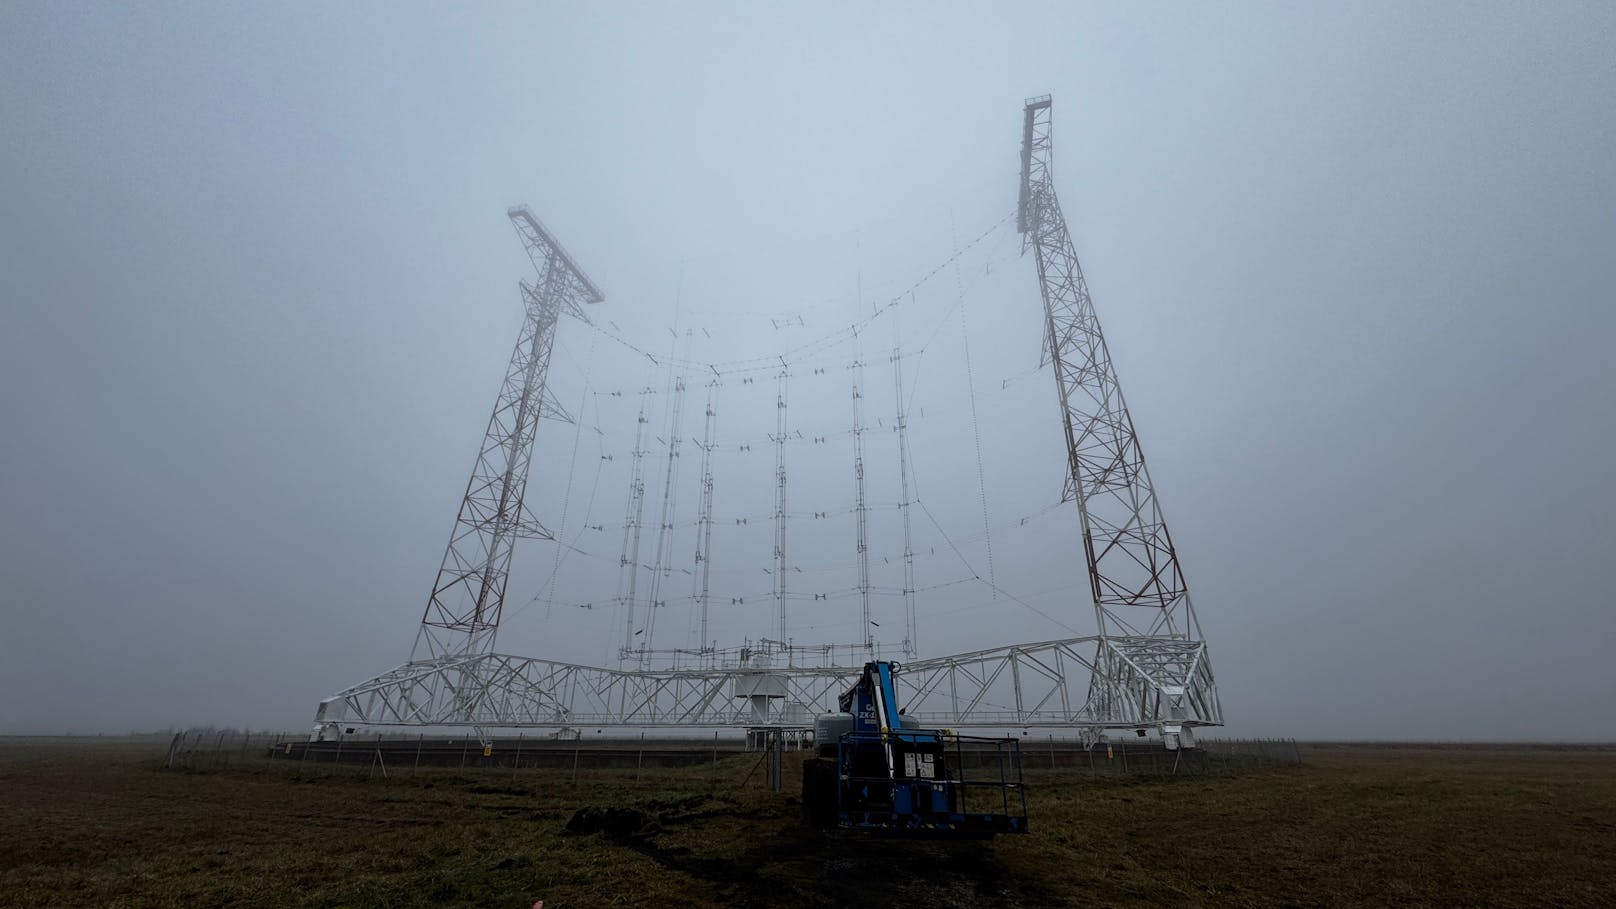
[2,2,1612,739]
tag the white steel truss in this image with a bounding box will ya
[317,639,1101,733]
[315,98,1226,742]
[1018,95,1221,737]
[314,635,1213,738]
[414,206,602,661]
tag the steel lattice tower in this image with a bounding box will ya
[313,107,1226,743]
[1018,96,1221,736]
[413,206,603,661]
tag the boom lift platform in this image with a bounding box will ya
[802,661,1028,837]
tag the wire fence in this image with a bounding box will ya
[163,729,292,772]
[1013,737,1303,774]
[161,729,1299,780]
[163,730,775,787]
[1200,737,1304,767]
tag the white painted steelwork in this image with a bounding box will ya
[313,98,1224,743]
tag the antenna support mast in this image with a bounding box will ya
[1018,95,1221,739]
[413,207,602,661]
[693,381,719,660]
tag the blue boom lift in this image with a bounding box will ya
[801,661,1028,836]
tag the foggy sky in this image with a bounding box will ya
[2,2,1612,740]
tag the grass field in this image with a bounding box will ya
[2,738,1612,907]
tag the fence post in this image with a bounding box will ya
[513,733,523,775]
[635,732,645,783]
[1049,735,1056,770]
[768,731,783,792]
[414,734,423,774]
[999,742,1010,815]
[571,736,581,783]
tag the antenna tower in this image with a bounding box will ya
[850,358,873,658]
[640,376,686,661]
[692,381,719,659]
[616,391,652,658]
[413,207,602,661]
[771,369,790,646]
[1018,95,1221,733]
[314,105,1226,744]
[891,346,917,658]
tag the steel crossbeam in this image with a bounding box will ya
[312,635,1216,738]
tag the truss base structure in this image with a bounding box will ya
[312,637,1220,745]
